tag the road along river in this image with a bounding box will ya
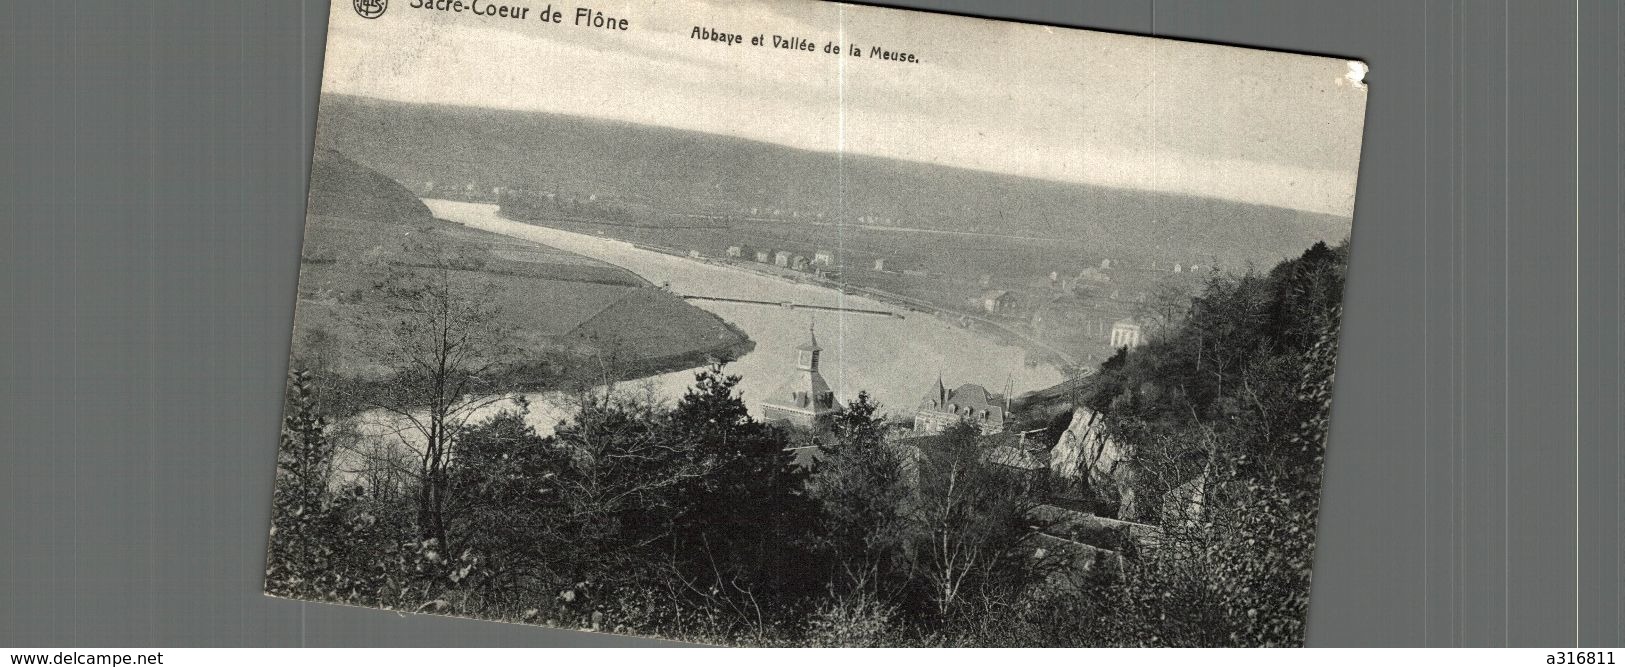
[349,200,1063,448]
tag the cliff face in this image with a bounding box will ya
[1049,407,1140,520]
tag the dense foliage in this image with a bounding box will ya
[1073,240,1347,646]
[265,240,1348,646]
[266,366,1063,644]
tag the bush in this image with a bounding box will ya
[804,592,898,647]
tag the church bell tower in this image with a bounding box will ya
[796,322,821,371]
[761,318,839,429]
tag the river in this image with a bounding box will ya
[358,200,1063,443]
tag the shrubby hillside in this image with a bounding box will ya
[1062,239,1347,646]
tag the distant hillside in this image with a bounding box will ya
[306,145,432,223]
[313,94,1349,268]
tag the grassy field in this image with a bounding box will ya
[291,147,750,391]
[293,213,749,387]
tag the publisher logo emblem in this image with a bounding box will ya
[353,0,386,19]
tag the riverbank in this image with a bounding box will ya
[430,200,1066,421]
[496,208,1078,369]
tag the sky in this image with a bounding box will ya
[318,0,1368,217]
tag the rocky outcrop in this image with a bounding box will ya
[1049,407,1140,520]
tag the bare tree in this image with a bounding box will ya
[1134,274,1201,335]
[908,422,1043,616]
[354,237,517,548]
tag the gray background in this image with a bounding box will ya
[1,0,1619,648]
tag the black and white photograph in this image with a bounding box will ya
[265,0,1369,647]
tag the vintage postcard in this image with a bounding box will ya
[267,0,1368,646]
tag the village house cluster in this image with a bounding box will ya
[723,243,845,279]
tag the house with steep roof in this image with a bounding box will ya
[913,376,1008,435]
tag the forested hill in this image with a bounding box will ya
[313,94,1349,268]
[306,145,432,223]
[1071,240,1347,645]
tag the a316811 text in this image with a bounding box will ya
[1548,652,1616,665]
